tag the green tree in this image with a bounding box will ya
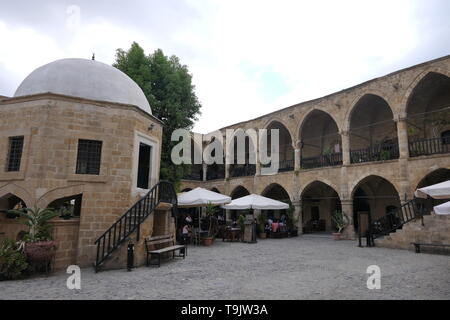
[114,42,202,189]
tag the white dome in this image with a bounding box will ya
[14,58,152,114]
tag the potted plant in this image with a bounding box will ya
[0,238,29,281]
[257,212,267,239]
[202,203,218,246]
[331,210,349,240]
[8,207,58,263]
[58,206,73,220]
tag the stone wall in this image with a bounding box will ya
[0,93,163,269]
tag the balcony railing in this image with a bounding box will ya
[182,165,203,181]
[350,142,399,164]
[261,159,295,172]
[206,165,225,180]
[409,137,450,157]
[230,164,256,178]
[301,153,342,169]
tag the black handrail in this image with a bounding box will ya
[301,153,342,169]
[94,180,177,272]
[350,142,399,164]
[409,136,450,157]
[368,199,426,241]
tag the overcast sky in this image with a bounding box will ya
[1,0,449,133]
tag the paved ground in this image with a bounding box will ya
[1,234,449,300]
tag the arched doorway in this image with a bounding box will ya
[0,193,28,240]
[352,176,401,232]
[349,94,398,163]
[407,72,450,157]
[261,184,291,222]
[266,121,294,172]
[301,181,341,233]
[300,110,342,169]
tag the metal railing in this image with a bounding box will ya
[350,142,399,164]
[368,199,427,241]
[94,181,177,272]
[301,153,342,169]
[408,137,450,157]
[230,164,256,177]
[206,165,225,180]
[261,159,294,172]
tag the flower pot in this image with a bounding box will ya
[25,241,57,263]
[259,232,267,239]
[202,237,214,246]
[332,232,342,240]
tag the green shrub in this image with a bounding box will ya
[0,238,29,280]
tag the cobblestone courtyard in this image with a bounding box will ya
[1,235,449,300]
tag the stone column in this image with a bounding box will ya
[294,148,301,171]
[225,164,230,179]
[341,131,350,165]
[396,116,409,159]
[341,199,355,240]
[202,163,207,182]
[293,200,303,234]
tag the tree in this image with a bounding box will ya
[114,42,202,190]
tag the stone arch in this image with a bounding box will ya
[230,185,250,199]
[300,180,342,233]
[0,183,34,207]
[401,67,450,116]
[296,108,342,141]
[344,90,396,131]
[402,70,450,151]
[37,184,85,209]
[262,117,295,145]
[351,175,401,231]
[347,94,399,163]
[299,179,341,200]
[414,167,450,190]
[264,120,295,171]
[261,183,292,203]
[298,109,342,169]
[181,188,192,192]
[210,187,222,194]
[350,174,400,199]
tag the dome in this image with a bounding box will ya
[14,58,152,114]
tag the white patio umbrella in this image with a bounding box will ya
[414,180,450,199]
[177,187,231,207]
[433,201,450,215]
[221,194,289,210]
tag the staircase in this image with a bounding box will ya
[369,198,450,251]
[369,199,423,241]
[94,181,177,272]
[375,214,450,250]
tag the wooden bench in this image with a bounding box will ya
[145,235,186,267]
[412,242,450,254]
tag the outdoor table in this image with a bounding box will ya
[222,227,241,242]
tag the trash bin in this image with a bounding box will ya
[127,242,134,271]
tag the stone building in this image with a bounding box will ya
[0,58,176,271]
[181,55,450,246]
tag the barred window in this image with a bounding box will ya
[6,136,24,172]
[76,139,102,175]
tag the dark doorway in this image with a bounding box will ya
[137,143,152,189]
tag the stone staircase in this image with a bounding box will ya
[375,214,450,252]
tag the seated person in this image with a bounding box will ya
[271,220,280,233]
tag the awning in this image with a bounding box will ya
[177,187,231,208]
[222,194,289,210]
[433,201,450,215]
[414,180,450,199]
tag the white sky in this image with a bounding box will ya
[1,0,449,133]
